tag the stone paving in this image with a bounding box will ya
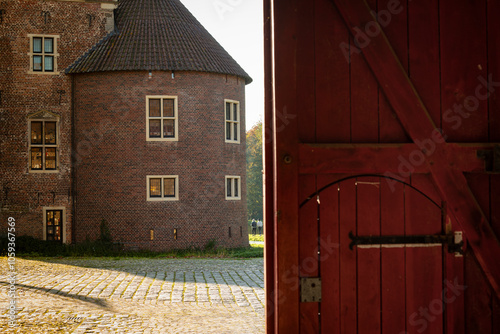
[0,257,265,333]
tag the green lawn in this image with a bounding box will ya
[249,234,264,242]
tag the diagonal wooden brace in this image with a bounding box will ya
[332,0,500,298]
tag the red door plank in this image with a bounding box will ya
[339,179,357,334]
[350,48,379,143]
[299,174,319,333]
[488,0,500,142]
[315,0,351,143]
[493,297,500,334]
[445,259,466,334]
[409,174,442,209]
[440,0,488,142]
[296,0,316,144]
[406,178,442,235]
[272,0,301,331]
[405,185,443,334]
[296,0,320,329]
[465,253,493,334]
[444,216,465,334]
[356,177,381,333]
[463,174,493,334]
[381,180,406,333]
[490,175,500,237]
[350,0,379,143]
[491,175,500,327]
[379,0,410,142]
[465,174,490,225]
[408,0,441,129]
[350,0,378,143]
[331,0,500,298]
[318,174,342,334]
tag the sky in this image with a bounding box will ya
[180,0,264,130]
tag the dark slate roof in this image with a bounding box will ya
[66,0,252,84]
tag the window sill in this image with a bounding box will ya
[27,71,60,75]
[146,138,178,142]
[147,197,179,202]
[29,170,60,174]
[226,197,241,201]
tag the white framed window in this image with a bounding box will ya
[225,176,241,200]
[28,34,59,74]
[147,175,179,201]
[225,100,240,143]
[42,207,66,243]
[146,96,178,141]
[28,111,60,173]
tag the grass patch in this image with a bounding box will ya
[249,234,264,242]
[0,236,263,259]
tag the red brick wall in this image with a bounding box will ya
[0,0,115,240]
[72,71,248,250]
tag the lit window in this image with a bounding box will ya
[146,96,178,141]
[43,207,66,243]
[29,119,58,172]
[225,100,240,143]
[28,35,59,74]
[225,176,241,200]
[46,210,63,242]
[147,176,179,201]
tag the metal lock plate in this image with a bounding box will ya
[300,277,322,303]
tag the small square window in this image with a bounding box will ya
[31,147,42,170]
[44,56,54,72]
[33,37,42,53]
[149,99,161,117]
[147,176,179,201]
[149,178,162,197]
[33,56,43,71]
[44,38,53,53]
[164,178,176,197]
[149,119,161,138]
[146,96,178,141]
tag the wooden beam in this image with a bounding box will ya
[264,0,276,333]
[299,143,493,174]
[272,0,301,332]
[332,0,500,298]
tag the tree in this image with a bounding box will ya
[246,121,263,221]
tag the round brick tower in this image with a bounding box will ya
[66,0,251,250]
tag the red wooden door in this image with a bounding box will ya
[264,0,500,333]
[299,175,462,333]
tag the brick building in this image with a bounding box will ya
[0,0,251,250]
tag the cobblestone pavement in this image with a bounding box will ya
[0,257,265,333]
